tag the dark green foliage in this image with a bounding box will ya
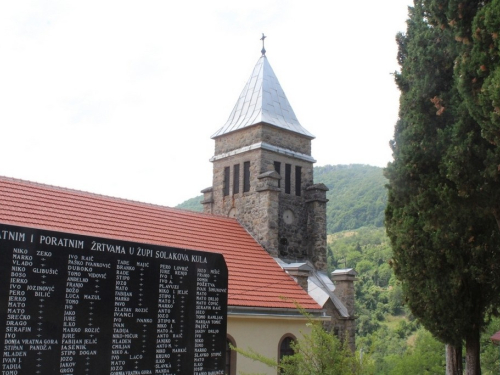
[315,165,387,233]
[175,195,203,212]
[419,0,500,228]
[386,1,500,373]
[328,228,417,372]
[279,321,369,375]
[456,0,500,145]
[442,0,500,233]
[328,227,408,335]
[481,318,500,374]
[422,0,500,148]
[385,330,445,375]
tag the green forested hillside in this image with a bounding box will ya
[330,226,500,374]
[176,164,388,233]
[175,195,203,212]
[315,164,387,233]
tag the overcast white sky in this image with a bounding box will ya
[0,1,412,207]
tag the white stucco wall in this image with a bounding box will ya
[227,314,313,375]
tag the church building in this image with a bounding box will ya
[0,41,356,375]
[202,43,356,348]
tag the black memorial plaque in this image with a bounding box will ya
[0,223,228,375]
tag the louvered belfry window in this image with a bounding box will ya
[233,164,240,194]
[285,164,291,194]
[223,167,230,196]
[243,162,250,192]
[274,161,281,188]
[295,166,302,196]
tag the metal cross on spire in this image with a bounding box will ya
[260,33,267,56]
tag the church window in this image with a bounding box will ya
[226,335,237,375]
[223,167,230,196]
[274,161,281,188]
[278,335,296,370]
[233,164,240,194]
[285,164,291,194]
[295,166,302,196]
[243,161,250,192]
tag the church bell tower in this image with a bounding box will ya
[202,38,328,271]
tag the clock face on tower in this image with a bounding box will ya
[283,209,295,225]
[228,208,238,218]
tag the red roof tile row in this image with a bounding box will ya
[0,176,321,310]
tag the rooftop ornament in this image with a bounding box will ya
[261,33,266,56]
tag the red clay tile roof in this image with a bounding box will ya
[0,176,321,311]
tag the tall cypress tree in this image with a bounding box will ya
[386,2,500,374]
[424,0,500,228]
[453,0,500,135]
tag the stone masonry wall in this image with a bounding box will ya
[332,275,356,317]
[305,184,329,271]
[322,300,356,352]
[261,125,312,155]
[209,148,280,256]
[210,148,261,217]
[260,150,313,188]
[210,126,327,267]
[214,124,311,155]
[214,126,262,155]
[331,273,357,351]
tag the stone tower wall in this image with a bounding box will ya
[305,185,329,271]
[260,149,316,262]
[259,149,313,187]
[214,124,311,155]
[214,126,262,154]
[332,274,356,317]
[331,271,357,350]
[206,148,281,256]
[322,300,356,352]
[260,126,312,155]
[207,126,327,265]
[209,148,261,217]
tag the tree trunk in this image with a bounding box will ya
[465,329,481,375]
[492,208,500,233]
[446,344,463,375]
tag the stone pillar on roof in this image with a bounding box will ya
[254,170,281,257]
[201,187,214,214]
[331,269,357,318]
[306,183,329,271]
[331,268,357,351]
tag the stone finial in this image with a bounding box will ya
[283,263,312,292]
[256,170,281,192]
[331,268,358,280]
[305,183,329,203]
[200,186,214,214]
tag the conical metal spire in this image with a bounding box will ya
[212,53,314,139]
